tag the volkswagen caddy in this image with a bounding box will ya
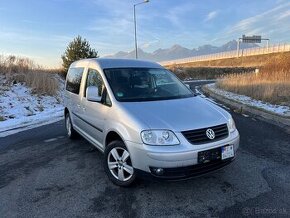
[64,58,239,186]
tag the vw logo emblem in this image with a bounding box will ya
[206,129,215,140]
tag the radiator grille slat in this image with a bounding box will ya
[182,124,228,144]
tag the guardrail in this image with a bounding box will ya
[160,43,290,66]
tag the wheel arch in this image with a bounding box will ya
[105,131,125,147]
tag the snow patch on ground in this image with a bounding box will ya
[206,83,290,116]
[0,76,64,137]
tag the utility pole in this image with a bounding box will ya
[133,0,149,59]
[237,39,240,58]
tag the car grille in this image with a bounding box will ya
[182,124,228,144]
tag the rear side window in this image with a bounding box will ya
[66,67,84,94]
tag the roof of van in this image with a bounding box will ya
[70,58,163,69]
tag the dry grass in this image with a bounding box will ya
[0,55,60,96]
[217,55,290,106]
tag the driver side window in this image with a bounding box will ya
[86,68,103,97]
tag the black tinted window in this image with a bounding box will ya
[66,67,84,94]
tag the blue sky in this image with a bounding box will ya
[0,0,289,68]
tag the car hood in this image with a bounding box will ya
[120,96,229,132]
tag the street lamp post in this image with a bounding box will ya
[134,0,149,59]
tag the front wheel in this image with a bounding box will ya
[104,141,136,187]
[65,113,78,139]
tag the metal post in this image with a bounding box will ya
[237,39,240,58]
[133,0,149,59]
[134,5,138,59]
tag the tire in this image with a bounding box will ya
[104,140,136,187]
[65,112,78,139]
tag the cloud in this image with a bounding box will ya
[86,0,159,53]
[277,9,290,20]
[205,10,219,22]
[91,0,129,17]
[228,3,290,33]
[86,1,199,52]
[163,2,195,26]
[0,29,72,46]
[212,2,290,44]
[140,38,160,49]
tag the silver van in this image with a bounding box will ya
[64,58,239,186]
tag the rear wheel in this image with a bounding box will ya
[65,113,77,139]
[104,141,136,187]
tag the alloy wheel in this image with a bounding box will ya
[107,147,134,182]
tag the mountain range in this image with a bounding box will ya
[106,40,259,62]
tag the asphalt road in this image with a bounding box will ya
[0,81,290,218]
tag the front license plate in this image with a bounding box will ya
[221,145,234,160]
[198,147,221,164]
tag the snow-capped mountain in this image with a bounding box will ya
[106,40,259,61]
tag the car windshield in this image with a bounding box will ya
[104,68,193,102]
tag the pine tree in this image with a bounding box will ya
[61,36,99,73]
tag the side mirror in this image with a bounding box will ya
[86,86,102,102]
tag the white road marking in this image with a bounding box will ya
[44,138,58,143]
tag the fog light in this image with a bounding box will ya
[156,168,164,175]
[152,168,164,175]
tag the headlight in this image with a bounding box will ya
[141,130,180,145]
[228,117,236,133]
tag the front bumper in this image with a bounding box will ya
[126,130,239,179]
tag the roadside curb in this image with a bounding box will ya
[202,85,290,129]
